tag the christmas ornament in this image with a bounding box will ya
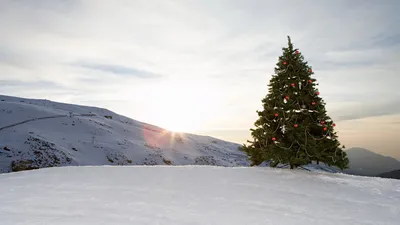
[274,113,278,117]
[294,124,298,128]
[272,137,276,141]
[321,121,325,124]
[313,138,316,140]
[309,69,313,73]
[285,96,289,100]
[283,62,287,65]
[316,91,320,95]
[323,127,327,131]
[332,123,336,127]
[295,51,299,54]
[312,102,316,105]
[291,83,295,87]
[309,79,313,83]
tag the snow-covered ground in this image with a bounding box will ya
[0,166,399,225]
[0,95,249,173]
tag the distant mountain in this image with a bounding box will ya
[344,148,400,176]
[377,170,400,180]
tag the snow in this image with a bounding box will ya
[0,166,399,225]
[0,95,249,173]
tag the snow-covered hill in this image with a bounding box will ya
[0,95,249,173]
[1,166,399,225]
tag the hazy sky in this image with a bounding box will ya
[1,0,399,159]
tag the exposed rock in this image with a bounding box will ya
[163,158,172,165]
[195,156,217,166]
[11,160,39,172]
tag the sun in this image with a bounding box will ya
[150,83,213,133]
[157,107,196,133]
[163,122,189,133]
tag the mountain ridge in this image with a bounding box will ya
[0,94,250,173]
[377,169,400,179]
[344,147,400,176]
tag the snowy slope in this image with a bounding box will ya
[0,95,249,173]
[0,166,399,225]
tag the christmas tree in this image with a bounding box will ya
[241,36,349,170]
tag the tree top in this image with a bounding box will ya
[287,35,293,51]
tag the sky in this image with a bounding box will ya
[0,0,399,159]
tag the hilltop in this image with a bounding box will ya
[0,95,249,173]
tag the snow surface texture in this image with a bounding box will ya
[0,95,249,173]
[0,166,399,225]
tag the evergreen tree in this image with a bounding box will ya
[241,36,349,170]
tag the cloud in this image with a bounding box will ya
[73,62,162,78]
[370,33,400,48]
[0,80,60,88]
[332,101,400,122]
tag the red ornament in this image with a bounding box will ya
[321,121,325,124]
[295,51,299,54]
[323,127,327,131]
[294,124,298,128]
[272,137,276,141]
[309,79,313,83]
[274,113,278,117]
[283,62,287,65]
[312,102,316,105]
[285,96,289,100]
[291,83,295,87]
[316,91,320,95]
[310,69,313,73]
[313,138,316,140]
[332,123,336,127]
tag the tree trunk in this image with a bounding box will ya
[290,164,294,169]
[316,160,319,165]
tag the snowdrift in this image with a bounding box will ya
[0,166,399,224]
